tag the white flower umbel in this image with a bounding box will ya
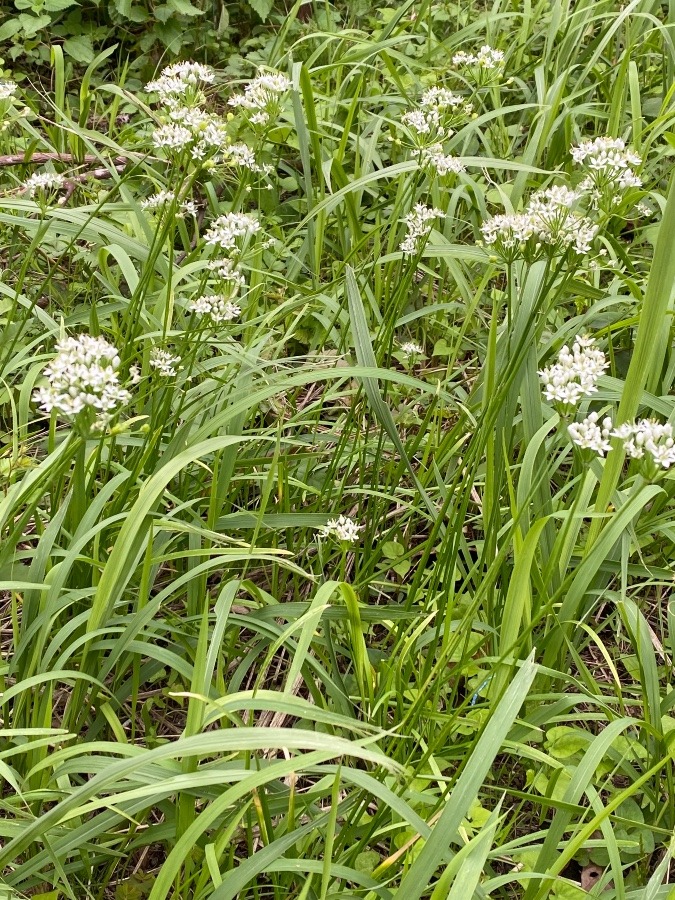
[400,203,444,255]
[400,341,425,355]
[205,212,261,251]
[613,419,675,470]
[401,88,472,142]
[141,190,198,217]
[228,70,291,128]
[146,61,214,109]
[0,80,17,100]
[152,108,229,161]
[453,45,505,68]
[189,295,241,323]
[539,336,608,407]
[23,172,65,198]
[481,187,598,262]
[224,143,273,174]
[140,190,176,209]
[419,144,466,176]
[33,335,131,424]
[207,257,247,285]
[150,348,180,377]
[527,188,598,256]
[572,137,642,204]
[568,412,613,456]
[453,45,505,81]
[152,123,193,152]
[480,212,536,262]
[321,515,362,543]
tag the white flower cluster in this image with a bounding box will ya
[401,87,472,140]
[321,515,362,543]
[569,414,675,470]
[568,412,613,456]
[400,341,425,355]
[23,172,65,198]
[0,80,17,100]
[151,108,229,160]
[207,257,247,282]
[189,295,241,323]
[613,419,675,469]
[146,61,215,109]
[146,62,234,163]
[33,335,131,422]
[150,348,180,377]
[223,143,273,174]
[572,137,641,197]
[140,190,198,217]
[419,144,466,176]
[481,187,598,262]
[205,212,261,250]
[228,70,291,127]
[539,336,608,406]
[400,203,444,255]
[453,46,505,70]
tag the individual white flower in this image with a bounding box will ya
[150,348,180,377]
[33,335,131,422]
[189,295,241,323]
[612,419,675,469]
[419,144,466,176]
[539,336,608,406]
[204,212,261,251]
[0,80,17,100]
[180,200,199,217]
[568,412,613,456]
[321,515,362,543]
[228,70,291,127]
[400,341,425,355]
[23,172,65,198]
[400,203,444,255]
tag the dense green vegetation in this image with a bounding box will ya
[1,0,675,897]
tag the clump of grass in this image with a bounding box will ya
[0,2,675,897]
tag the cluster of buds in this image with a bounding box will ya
[569,413,675,476]
[539,337,608,407]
